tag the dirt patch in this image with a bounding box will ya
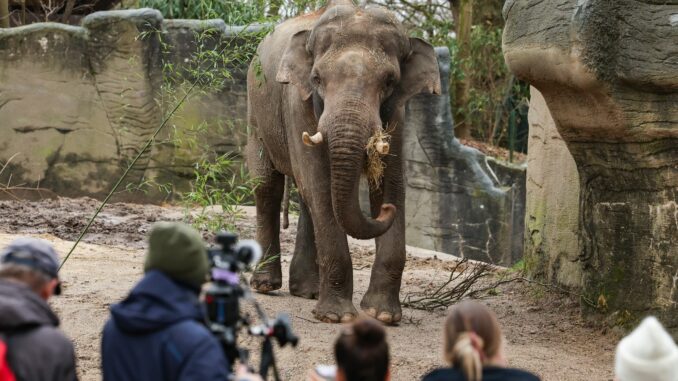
[0,198,616,380]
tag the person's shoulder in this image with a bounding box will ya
[485,366,541,381]
[422,367,464,381]
[12,325,76,367]
[25,325,74,351]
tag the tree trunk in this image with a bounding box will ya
[453,0,473,139]
[62,0,76,23]
[0,0,9,28]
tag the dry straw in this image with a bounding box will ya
[364,124,394,190]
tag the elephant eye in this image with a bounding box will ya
[311,73,322,87]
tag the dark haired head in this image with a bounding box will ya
[334,318,390,381]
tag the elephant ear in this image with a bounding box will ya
[276,30,314,101]
[395,38,441,103]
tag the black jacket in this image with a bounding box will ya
[0,279,78,381]
[102,270,229,381]
[423,366,541,381]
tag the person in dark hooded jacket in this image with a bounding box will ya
[101,222,230,381]
[0,237,78,381]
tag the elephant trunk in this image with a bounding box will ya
[325,99,396,240]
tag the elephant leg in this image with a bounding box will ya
[289,198,320,299]
[296,189,356,323]
[361,113,407,324]
[247,137,285,292]
[361,166,406,324]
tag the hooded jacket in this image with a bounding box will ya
[0,279,78,381]
[101,270,229,381]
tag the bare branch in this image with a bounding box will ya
[402,258,499,311]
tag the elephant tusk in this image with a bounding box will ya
[302,131,324,146]
[375,139,390,155]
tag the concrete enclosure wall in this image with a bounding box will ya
[0,9,255,200]
[0,9,526,265]
[524,87,581,288]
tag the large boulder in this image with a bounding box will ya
[504,0,678,331]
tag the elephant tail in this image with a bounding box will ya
[282,176,292,229]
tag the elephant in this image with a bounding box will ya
[246,0,441,324]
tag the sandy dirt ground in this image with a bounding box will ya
[0,198,618,381]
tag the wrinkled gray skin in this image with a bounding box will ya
[246,0,440,324]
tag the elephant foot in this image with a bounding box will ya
[250,266,282,293]
[289,276,319,299]
[360,291,402,325]
[312,296,357,324]
[289,253,320,299]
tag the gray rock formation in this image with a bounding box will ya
[504,0,678,331]
[0,9,164,198]
[0,10,259,200]
[402,48,526,265]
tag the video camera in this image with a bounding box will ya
[204,232,298,381]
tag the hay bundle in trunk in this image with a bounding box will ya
[365,127,392,190]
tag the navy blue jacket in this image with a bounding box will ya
[423,366,540,381]
[101,270,229,381]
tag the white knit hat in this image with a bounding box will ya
[615,317,678,381]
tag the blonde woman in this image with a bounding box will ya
[422,301,540,381]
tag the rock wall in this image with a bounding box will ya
[402,48,526,265]
[504,0,678,331]
[0,9,258,200]
[0,10,526,264]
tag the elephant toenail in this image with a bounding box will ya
[377,312,393,324]
[364,308,377,317]
[341,313,355,323]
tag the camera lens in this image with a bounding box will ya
[215,232,238,248]
[234,240,262,268]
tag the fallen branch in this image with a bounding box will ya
[402,258,497,311]
[402,254,599,312]
[295,315,320,324]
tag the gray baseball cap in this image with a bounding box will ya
[1,238,61,294]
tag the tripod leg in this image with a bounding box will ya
[259,338,275,380]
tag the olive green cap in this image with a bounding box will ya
[144,222,208,289]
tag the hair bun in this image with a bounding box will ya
[353,319,386,346]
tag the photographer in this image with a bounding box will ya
[0,238,78,381]
[101,222,230,381]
